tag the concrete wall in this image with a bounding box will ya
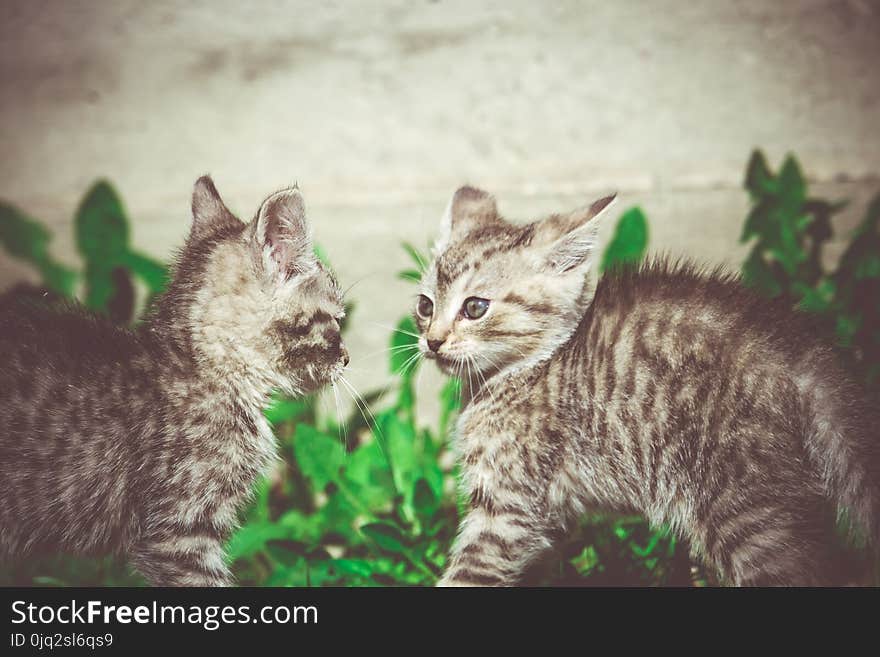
[2,1,879,409]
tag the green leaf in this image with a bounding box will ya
[413,478,438,517]
[742,248,783,298]
[82,264,114,311]
[418,429,445,503]
[744,150,776,199]
[855,254,880,280]
[570,545,600,576]
[836,313,860,347]
[361,522,408,554]
[600,207,649,273]
[0,202,76,296]
[384,413,418,509]
[313,243,332,268]
[226,522,291,560]
[265,540,309,567]
[765,210,806,275]
[292,424,345,490]
[390,315,420,377]
[398,269,422,283]
[118,250,168,293]
[344,441,395,509]
[265,563,309,587]
[75,181,132,311]
[264,396,311,425]
[326,559,375,579]
[401,241,427,272]
[75,180,130,262]
[795,278,836,313]
[313,492,360,541]
[0,203,51,261]
[777,154,807,209]
[740,200,770,243]
[39,261,78,298]
[438,377,461,440]
[631,531,662,558]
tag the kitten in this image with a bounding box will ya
[417,186,879,586]
[0,177,348,586]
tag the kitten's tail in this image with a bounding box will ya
[798,352,880,550]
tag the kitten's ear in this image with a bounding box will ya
[253,186,314,282]
[434,185,498,253]
[540,194,617,273]
[190,176,240,239]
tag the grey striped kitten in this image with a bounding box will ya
[0,177,348,586]
[417,186,879,586]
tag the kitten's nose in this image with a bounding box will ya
[427,338,445,353]
[341,346,350,367]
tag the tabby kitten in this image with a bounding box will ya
[0,177,348,586]
[417,186,879,586]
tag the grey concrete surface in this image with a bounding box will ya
[1,1,879,417]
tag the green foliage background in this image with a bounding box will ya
[0,151,877,586]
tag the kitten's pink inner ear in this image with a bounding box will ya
[256,189,312,280]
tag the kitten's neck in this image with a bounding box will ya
[140,323,275,425]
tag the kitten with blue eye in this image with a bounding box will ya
[0,177,348,586]
[417,186,879,586]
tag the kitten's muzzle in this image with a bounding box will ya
[341,345,350,367]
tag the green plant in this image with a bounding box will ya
[742,150,880,387]
[601,207,649,273]
[0,180,167,324]
[0,203,76,297]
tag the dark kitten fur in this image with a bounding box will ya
[417,186,879,586]
[0,177,348,586]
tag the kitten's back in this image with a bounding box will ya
[582,259,879,550]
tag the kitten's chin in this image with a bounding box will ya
[279,369,336,397]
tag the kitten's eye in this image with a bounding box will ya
[416,295,434,319]
[462,297,490,320]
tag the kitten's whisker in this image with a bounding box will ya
[395,351,423,379]
[359,343,419,362]
[331,383,347,448]
[474,354,498,404]
[452,362,466,405]
[414,356,426,416]
[341,271,382,299]
[338,376,386,456]
[462,356,477,406]
[370,322,422,340]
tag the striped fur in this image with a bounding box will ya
[0,177,347,586]
[419,186,879,586]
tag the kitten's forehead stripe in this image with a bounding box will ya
[435,222,534,294]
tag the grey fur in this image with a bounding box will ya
[0,177,348,586]
[418,186,879,586]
